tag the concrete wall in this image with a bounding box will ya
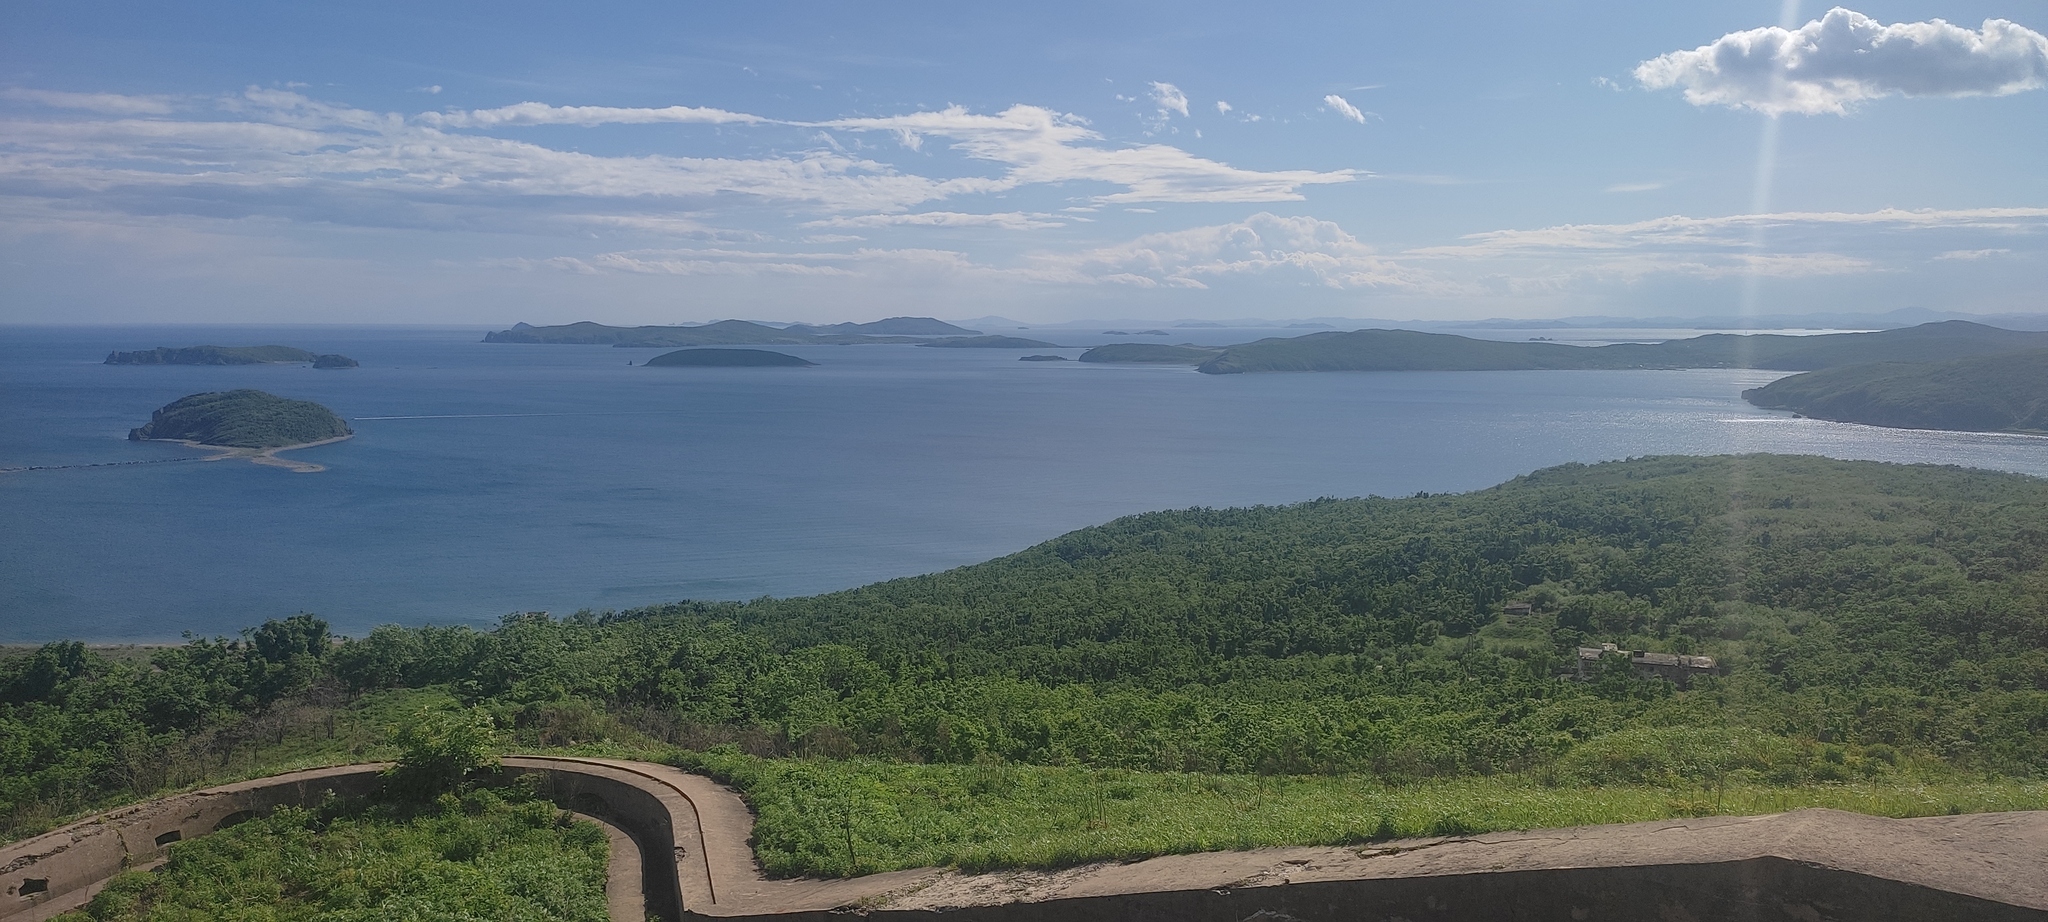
[2,765,389,921]
[500,761,687,921]
[0,759,690,922]
[803,858,2045,922]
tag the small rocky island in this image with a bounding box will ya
[1019,354,1070,362]
[644,348,816,367]
[130,390,352,472]
[106,345,359,367]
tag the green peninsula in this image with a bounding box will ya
[1078,343,1224,364]
[105,345,326,365]
[1190,321,2048,374]
[128,389,352,450]
[916,335,1061,348]
[1743,348,2048,434]
[644,348,816,367]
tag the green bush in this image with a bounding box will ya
[387,707,500,798]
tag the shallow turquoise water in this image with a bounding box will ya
[3,325,2043,641]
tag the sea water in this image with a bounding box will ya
[3,325,2044,642]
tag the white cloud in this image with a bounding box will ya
[1,88,176,115]
[420,101,770,128]
[508,213,1434,291]
[1215,100,1232,114]
[1403,206,2048,283]
[1322,94,1367,124]
[1149,82,1190,117]
[2,87,1357,233]
[803,211,1065,230]
[1935,247,2012,260]
[587,251,857,277]
[818,105,1357,203]
[1636,7,2048,115]
[1421,207,2048,255]
[1604,181,1665,193]
[1039,212,1434,290]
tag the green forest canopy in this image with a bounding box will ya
[6,454,2046,851]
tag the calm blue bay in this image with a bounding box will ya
[4,325,2044,642]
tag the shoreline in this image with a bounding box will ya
[152,432,354,473]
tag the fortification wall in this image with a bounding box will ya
[0,757,698,922]
[7,758,2044,922]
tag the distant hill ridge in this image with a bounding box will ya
[1069,321,2045,374]
[484,317,977,346]
[786,317,980,336]
[916,335,1061,349]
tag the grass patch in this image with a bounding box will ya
[56,784,608,922]
[677,748,2048,877]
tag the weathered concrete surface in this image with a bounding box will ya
[576,811,644,922]
[609,760,2048,921]
[817,810,2048,921]
[9,758,2045,922]
[1,763,390,921]
[0,758,671,922]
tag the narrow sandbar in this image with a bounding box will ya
[148,433,355,473]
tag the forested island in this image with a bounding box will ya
[1019,354,1069,362]
[128,390,352,471]
[643,348,816,368]
[104,345,359,367]
[1744,348,2048,434]
[485,317,976,347]
[1075,321,2046,375]
[7,455,2045,876]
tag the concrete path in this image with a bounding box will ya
[535,757,2048,920]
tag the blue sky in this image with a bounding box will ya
[2,1,2044,324]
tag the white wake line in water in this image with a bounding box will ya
[353,413,579,420]
[353,412,673,420]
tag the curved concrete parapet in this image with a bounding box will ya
[8,758,2046,922]
[1,764,390,921]
[0,757,701,922]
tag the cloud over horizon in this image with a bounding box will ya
[1637,7,2048,115]
[0,88,1357,247]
